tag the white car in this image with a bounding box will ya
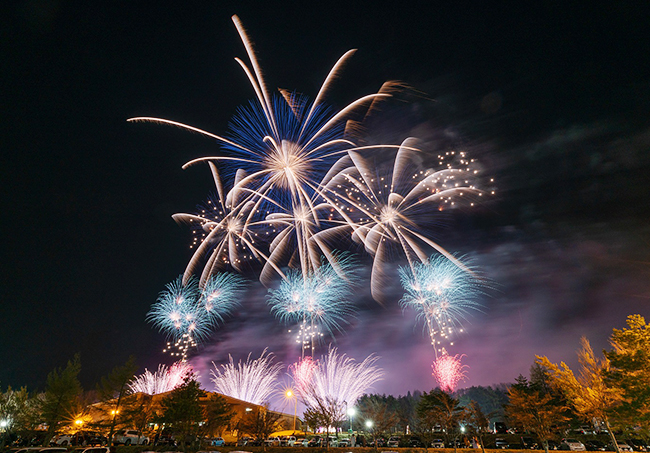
[113,430,149,445]
[560,439,586,451]
[293,438,308,447]
[615,443,633,452]
[264,437,281,446]
[432,439,445,448]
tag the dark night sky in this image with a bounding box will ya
[2,1,650,399]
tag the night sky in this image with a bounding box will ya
[2,1,650,402]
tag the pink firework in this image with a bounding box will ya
[289,356,317,395]
[431,351,467,392]
[129,361,194,395]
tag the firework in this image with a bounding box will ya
[128,16,415,287]
[324,138,483,302]
[147,274,245,350]
[399,254,485,356]
[296,346,383,420]
[211,349,283,404]
[129,361,193,395]
[431,351,467,392]
[289,356,316,392]
[268,256,357,354]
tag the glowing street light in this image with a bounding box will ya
[286,389,297,432]
[347,407,356,432]
[365,419,373,429]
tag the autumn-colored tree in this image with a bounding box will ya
[505,384,569,453]
[537,337,624,452]
[605,315,650,431]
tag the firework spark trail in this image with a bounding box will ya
[431,351,467,392]
[399,254,486,358]
[295,346,383,419]
[129,361,194,395]
[211,349,283,404]
[147,274,245,348]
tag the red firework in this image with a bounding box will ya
[431,351,468,392]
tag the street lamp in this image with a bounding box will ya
[286,389,297,433]
[365,420,373,429]
[347,407,356,432]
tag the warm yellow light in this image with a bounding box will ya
[286,390,293,398]
[75,419,83,426]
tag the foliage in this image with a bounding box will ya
[537,337,624,452]
[203,393,234,436]
[417,389,465,446]
[0,386,39,448]
[39,354,83,445]
[464,401,489,453]
[605,314,650,430]
[358,397,399,450]
[505,381,570,453]
[455,385,509,422]
[159,376,205,452]
[236,404,282,450]
[96,356,138,444]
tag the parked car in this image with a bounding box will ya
[264,437,281,447]
[327,437,338,447]
[211,437,225,447]
[522,437,539,449]
[337,438,351,447]
[495,438,509,449]
[113,429,149,445]
[494,422,508,434]
[584,440,608,451]
[611,443,633,452]
[409,437,423,448]
[308,437,323,447]
[387,436,401,448]
[560,439,586,451]
[627,439,649,452]
[279,436,297,446]
[432,439,445,448]
[293,438,308,447]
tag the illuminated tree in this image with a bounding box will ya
[358,397,398,451]
[537,337,624,452]
[96,356,138,445]
[605,314,650,431]
[505,384,570,453]
[39,354,83,445]
[0,386,38,449]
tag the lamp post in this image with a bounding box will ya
[347,407,356,433]
[286,390,297,433]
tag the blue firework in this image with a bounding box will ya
[148,274,245,344]
[399,255,486,355]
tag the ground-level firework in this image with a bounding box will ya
[211,349,282,405]
[129,361,193,395]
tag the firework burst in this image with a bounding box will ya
[129,361,194,395]
[431,350,467,392]
[268,255,357,355]
[147,274,246,353]
[211,349,283,404]
[399,254,486,356]
[295,346,383,419]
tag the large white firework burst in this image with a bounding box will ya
[129,361,194,395]
[211,349,283,404]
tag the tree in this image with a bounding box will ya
[39,354,83,445]
[605,314,650,431]
[160,376,205,452]
[96,356,138,444]
[505,385,570,453]
[203,393,234,437]
[464,401,489,453]
[0,386,39,448]
[358,397,398,451]
[417,389,466,450]
[537,337,624,452]
[236,403,282,451]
